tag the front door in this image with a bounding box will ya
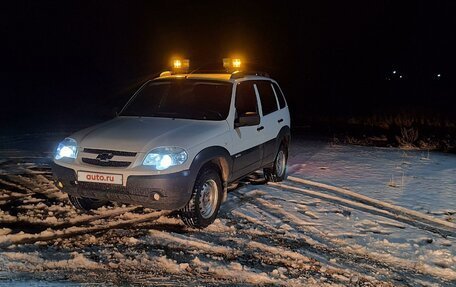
[230,80,263,180]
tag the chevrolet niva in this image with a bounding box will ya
[52,59,291,228]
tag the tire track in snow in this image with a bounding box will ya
[0,210,169,247]
[0,177,34,194]
[141,224,295,285]
[0,191,31,203]
[0,206,139,230]
[243,192,455,285]
[0,160,453,285]
[147,229,240,258]
[269,181,455,237]
[243,239,394,286]
[144,218,385,286]
[232,208,369,270]
[189,256,281,285]
[227,209,397,286]
[0,174,61,203]
[287,176,456,235]
[143,208,348,285]
[1,174,143,233]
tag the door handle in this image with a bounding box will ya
[257,126,264,131]
[278,118,284,123]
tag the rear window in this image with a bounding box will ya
[272,83,287,109]
[256,81,278,116]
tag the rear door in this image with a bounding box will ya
[255,81,281,166]
[230,80,263,180]
[271,81,291,131]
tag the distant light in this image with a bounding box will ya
[437,73,441,77]
[399,75,403,79]
[393,70,397,74]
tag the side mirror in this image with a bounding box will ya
[235,112,260,128]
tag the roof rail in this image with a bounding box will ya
[230,71,270,79]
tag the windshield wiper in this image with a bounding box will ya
[119,113,156,117]
[201,109,223,120]
[153,111,194,119]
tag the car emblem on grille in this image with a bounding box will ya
[96,153,114,162]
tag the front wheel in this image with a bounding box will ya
[68,195,107,212]
[179,166,223,228]
[264,144,288,182]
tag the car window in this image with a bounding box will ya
[272,82,287,109]
[120,80,232,120]
[256,81,278,116]
[235,81,258,116]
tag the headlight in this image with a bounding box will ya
[143,147,188,170]
[55,138,78,160]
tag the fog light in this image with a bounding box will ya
[153,193,160,201]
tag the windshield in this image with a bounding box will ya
[120,79,233,120]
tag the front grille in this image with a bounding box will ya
[78,181,128,192]
[83,148,137,157]
[78,182,160,197]
[82,158,131,167]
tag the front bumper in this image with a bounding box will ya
[52,163,195,210]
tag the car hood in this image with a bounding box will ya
[71,117,229,153]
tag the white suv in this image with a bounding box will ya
[52,70,290,228]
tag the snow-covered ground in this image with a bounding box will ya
[0,132,455,286]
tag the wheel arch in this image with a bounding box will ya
[189,146,233,183]
[276,125,291,154]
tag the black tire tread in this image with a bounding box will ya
[180,165,222,228]
[264,143,288,182]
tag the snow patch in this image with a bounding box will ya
[191,256,279,285]
[2,252,101,271]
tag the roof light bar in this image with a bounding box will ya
[171,58,190,73]
[173,59,182,69]
[223,58,242,71]
[232,58,241,68]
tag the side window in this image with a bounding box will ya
[235,81,258,116]
[272,82,287,109]
[256,81,278,116]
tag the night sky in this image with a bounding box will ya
[1,0,455,132]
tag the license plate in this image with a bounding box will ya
[77,171,123,185]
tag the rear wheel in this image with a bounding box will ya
[68,195,107,211]
[264,143,288,182]
[180,166,223,228]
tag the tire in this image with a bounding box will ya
[68,195,107,212]
[179,165,223,228]
[264,143,288,182]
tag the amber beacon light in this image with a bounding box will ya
[223,58,242,71]
[171,58,190,73]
